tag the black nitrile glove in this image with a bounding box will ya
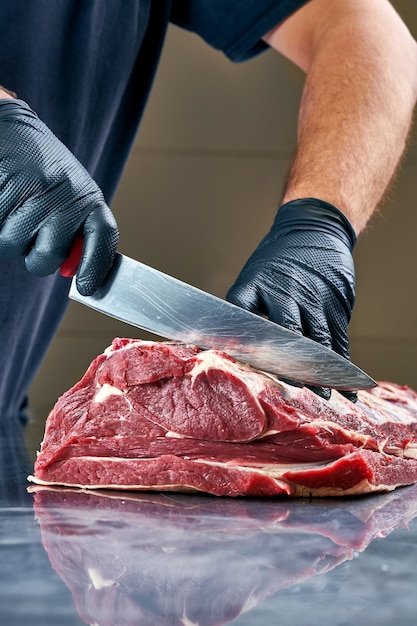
[226,198,357,402]
[0,99,118,295]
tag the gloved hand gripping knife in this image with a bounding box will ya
[0,99,118,295]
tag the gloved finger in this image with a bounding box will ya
[0,201,42,258]
[329,329,358,402]
[340,390,358,403]
[300,305,358,402]
[226,280,266,317]
[307,385,331,401]
[0,181,88,260]
[272,300,332,401]
[306,310,358,403]
[328,318,351,361]
[262,290,304,335]
[76,204,119,296]
[24,217,81,276]
[299,301,332,347]
[228,278,307,336]
[255,291,332,398]
[302,317,357,402]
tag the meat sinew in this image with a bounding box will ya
[28,338,417,497]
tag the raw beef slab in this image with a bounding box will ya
[28,338,417,497]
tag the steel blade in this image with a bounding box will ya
[69,253,376,390]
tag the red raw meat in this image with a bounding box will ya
[28,338,417,497]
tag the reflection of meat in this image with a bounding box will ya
[31,485,417,626]
[29,339,417,496]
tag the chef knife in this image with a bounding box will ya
[68,253,376,390]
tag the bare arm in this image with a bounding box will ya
[263,0,417,233]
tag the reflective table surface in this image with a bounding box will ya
[2,420,417,626]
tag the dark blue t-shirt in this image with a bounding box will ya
[0,0,308,203]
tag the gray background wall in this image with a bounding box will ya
[26,0,417,453]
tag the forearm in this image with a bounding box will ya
[264,0,417,233]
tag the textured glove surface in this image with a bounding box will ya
[0,99,118,295]
[226,198,357,401]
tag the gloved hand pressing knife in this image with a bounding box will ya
[226,198,357,402]
[0,98,119,295]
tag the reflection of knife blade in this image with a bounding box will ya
[69,253,376,390]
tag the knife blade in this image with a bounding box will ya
[69,253,376,390]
